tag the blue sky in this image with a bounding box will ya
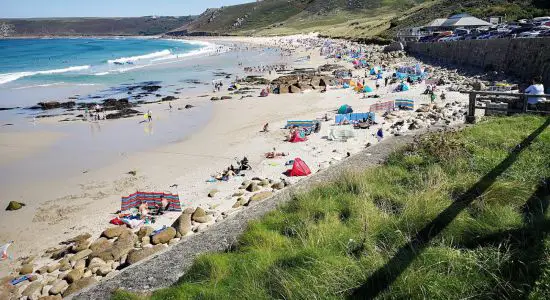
[2,0,254,18]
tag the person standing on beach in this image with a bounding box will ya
[384,76,389,87]
[375,78,381,90]
[169,102,172,110]
[376,128,384,142]
[147,110,152,122]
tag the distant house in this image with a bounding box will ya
[397,13,493,42]
[439,14,493,28]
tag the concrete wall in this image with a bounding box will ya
[407,38,550,93]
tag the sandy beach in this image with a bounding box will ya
[0,34,471,287]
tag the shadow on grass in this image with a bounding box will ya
[350,117,550,299]
[459,178,550,299]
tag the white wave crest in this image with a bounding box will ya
[0,65,91,85]
[107,50,172,64]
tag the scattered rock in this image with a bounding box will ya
[69,249,92,263]
[5,201,25,211]
[271,181,285,190]
[151,227,176,245]
[168,238,180,246]
[208,189,219,197]
[246,182,261,192]
[141,236,151,246]
[47,265,59,273]
[126,245,164,265]
[232,191,244,197]
[137,226,154,239]
[210,97,220,101]
[22,281,43,297]
[172,211,192,236]
[20,264,34,275]
[220,96,232,100]
[249,191,273,202]
[63,277,97,297]
[66,269,83,284]
[101,227,128,239]
[41,295,62,300]
[89,238,111,257]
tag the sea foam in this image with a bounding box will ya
[107,50,172,64]
[0,65,91,85]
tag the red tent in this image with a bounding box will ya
[287,158,311,177]
[289,131,307,143]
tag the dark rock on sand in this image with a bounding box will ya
[161,96,177,101]
[36,101,76,110]
[5,201,25,211]
[210,97,220,101]
[105,108,140,120]
[102,98,133,110]
[127,245,164,265]
[141,85,161,93]
[151,227,176,245]
[184,104,194,109]
[63,277,98,297]
[220,96,232,100]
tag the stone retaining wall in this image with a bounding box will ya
[407,38,550,92]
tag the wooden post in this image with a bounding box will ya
[466,92,477,124]
[522,93,529,113]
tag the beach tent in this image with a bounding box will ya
[289,130,307,143]
[286,158,311,177]
[338,104,353,114]
[121,192,182,212]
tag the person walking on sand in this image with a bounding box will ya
[384,76,389,87]
[169,102,172,110]
[376,128,384,142]
[147,110,152,122]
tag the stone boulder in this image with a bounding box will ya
[290,85,301,93]
[92,231,136,262]
[246,182,261,192]
[89,238,111,257]
[172,211,192,236]
[137,226,154,240]
[208,189,219,197]
[126,245,164,265]
[5,201,25,211]
[249,191,273,202]
[151,227,176,245]
[271,182,285,190]
[220,96,232,100]
[22,281,43,297]
[210,97,220,101]
[66,269,83,284]
[69,249,92,263]
[19,264,34,275]
[41,295,63,300]
[101,226,128,239]
[63,277,97,297]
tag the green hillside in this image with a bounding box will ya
[0,16,196,37]
[171,0,550,39]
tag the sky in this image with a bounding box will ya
[2,0,255,18]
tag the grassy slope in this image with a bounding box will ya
[116,115,550,299]
[175,0,550,39]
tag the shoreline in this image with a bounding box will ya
[0,34,483,298]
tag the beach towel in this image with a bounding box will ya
[369,101,395,113]
[121,192,182,212]
[287,158,311,177]
[395,99,414,110]
[1,241,13,261]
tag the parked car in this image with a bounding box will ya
[518,31,542,38]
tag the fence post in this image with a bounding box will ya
[521,93,529,113]
[466,92,477,124]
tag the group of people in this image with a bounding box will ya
[243,64,288,74]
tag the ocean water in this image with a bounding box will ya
[0,38,208,86]
[0,37,288,187]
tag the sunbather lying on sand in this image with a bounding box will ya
[265,151,288,159]
[139,202,149,217]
